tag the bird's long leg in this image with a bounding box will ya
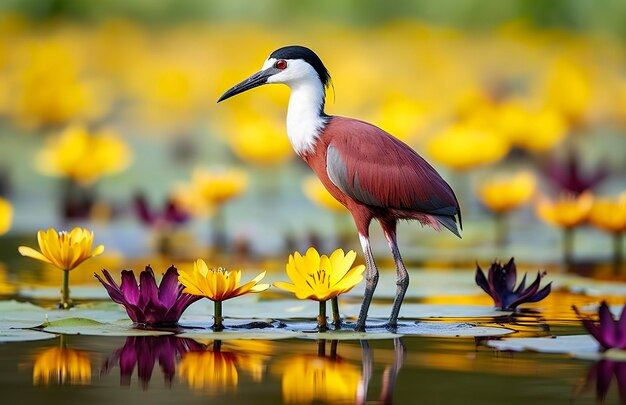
[379,338,406,404]
[356,339,372,405]
[355,233,379,331]
[381,221,409,328]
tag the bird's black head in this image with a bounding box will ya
[269,45,331,89]
[218,45,331,103]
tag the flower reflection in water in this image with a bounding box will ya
[102,336,202,390]
[178,340,270,395]
[579,360,626,403]
[33,338,91,386]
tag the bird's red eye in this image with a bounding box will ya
[275,59,287,69]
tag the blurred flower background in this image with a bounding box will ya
[0,0,624,270]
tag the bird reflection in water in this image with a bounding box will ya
[358,338,406,405]
[101,335,203,389]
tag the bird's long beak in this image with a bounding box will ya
[217,68,276,103]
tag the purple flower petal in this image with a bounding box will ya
[158,266,179,309]
[513,274,527,295]
[138,266,160,310]
[134,193,155,226]
[507,272,542,309]
[474,265,492,296]
[599,302,618,348]
[596,360,616,401]
[120,270,140,305]
[95,270,126,304]
[503,257,517,292]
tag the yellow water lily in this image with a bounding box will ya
[476,172,536,214]
[302,176,346,213]
[0,197,12,236]
[589,193,626,234]
[33,347,91,386]
[427,123,510,171]
[274,248,365,329]
[18,227,104,308]
[35,124,132,185]
[536,192,593,229]
[187,167,248,207]
[178,259,269,329]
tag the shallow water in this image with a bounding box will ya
[1,245,625,404]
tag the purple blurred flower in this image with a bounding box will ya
[133,192,189,227]
[545,149,607,195]
[95,265,200,326]
[102,336,204,390]
[578,360,626,402]
[475,257,552,310]
[574,302,626,351]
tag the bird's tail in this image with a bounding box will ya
[434,215,461,239]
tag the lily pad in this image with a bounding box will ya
[0,328,56,343]
[487,334,600,353]
[0,300,129,327]
[574,349,626,362]
[177,330,300,340]
[297,330,401,340]
[340,303,510,319]
[42,317,173,336]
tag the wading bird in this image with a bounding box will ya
[218,46,461,330]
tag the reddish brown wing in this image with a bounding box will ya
[325,117,461,223]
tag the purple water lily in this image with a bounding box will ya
[584,360,626,402]
[102,336,204,389]
[475,257,552,310]
[574,302,626,351]
[545,149,607,195]
[95,265,200,326]
[134,192,189,227]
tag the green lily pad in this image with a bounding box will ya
[297,331,401,340]
[487,334,600,353]
[393,321,514,337]
[0,328,56,343]
[0,300,129,327]
[42,317,173,336]
[340,303,510,319]
[177,330,300,340]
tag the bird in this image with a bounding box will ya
[218,45,461,331]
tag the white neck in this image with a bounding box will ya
[285,79,327,156]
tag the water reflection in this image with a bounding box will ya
[32,336,91,386]
[580,360,626,403]
[178,339,269,394]
[358,338,406,405]
[102,336,202,389]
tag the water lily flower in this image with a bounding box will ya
[589,193,626,274]
[0,197,12,236]
[476,172,536,246]
[427,123,510,171]
[581,360,626,403]
[33,346,91,386]
[19,227,104,308]
[134,192,189,228]
[175,167,248,250]
[475,258,551,310]
[574,302,626,351]
[95,265,200,326]
[35,124,132,186]
[545,149,607,195]
[177,259,269,330]
[102,336,203,389]
[536,192,593,265]
[302,176,346,213]
[274,248,365,330]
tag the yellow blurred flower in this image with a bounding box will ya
[226,110,293,166]
[35,124,132,185]
[371,93,430,142]
[178,351,238,394]
[12,40,108,128]
[476,172,536,214]
[279,355,360,404]
[302,176,346,213]
[191,167,248,206]
[33,347,91,386]
[18,227,104,271]
[178,259,269,302]
[536,192,593,229]
[274,248,364,302]
[497,100,568,152]
[589,193,626,233]
[427,123,510,171]
[0,197,12,236]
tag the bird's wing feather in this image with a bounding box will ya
[325,117,461,224]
